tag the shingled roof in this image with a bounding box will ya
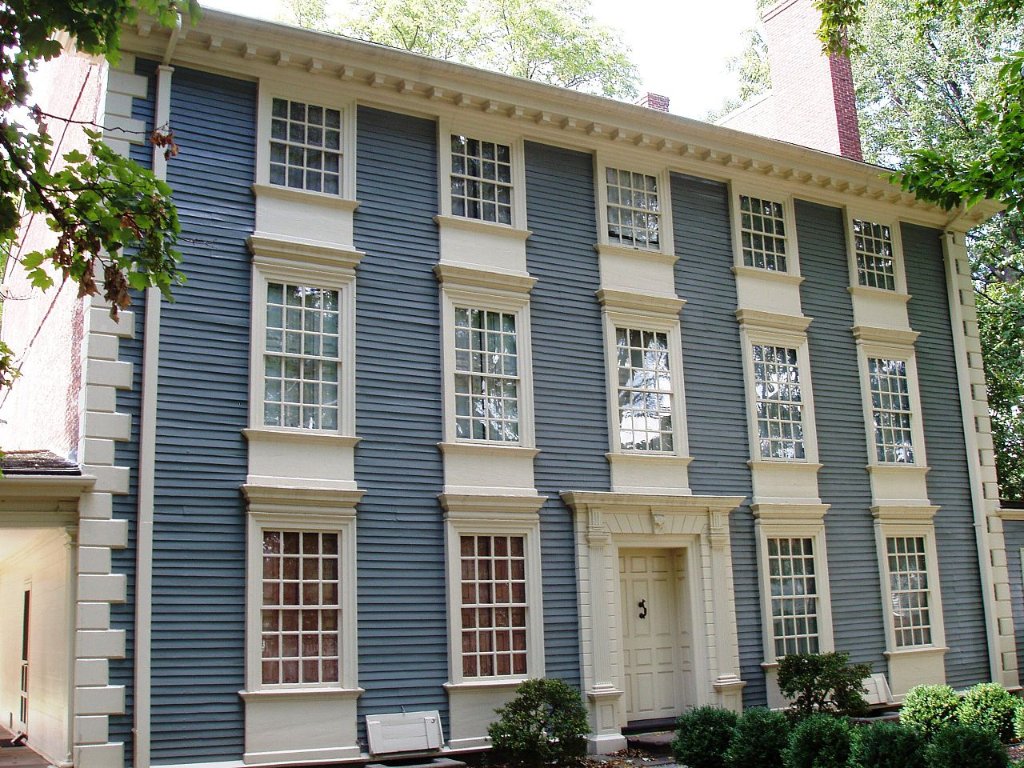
[1,450,81,476]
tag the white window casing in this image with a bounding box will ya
[731,188,800,276]
[595,153,674,258]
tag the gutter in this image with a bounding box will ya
[135,17,179,767]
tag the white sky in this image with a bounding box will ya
[199,0,760,119]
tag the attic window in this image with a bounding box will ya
[269,98,342,195]
[852,218,896,290]
[739,195,788,272]
[450,135,513,224]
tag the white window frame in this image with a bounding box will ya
[247,240,358,437]
[731,187,800,276]
[595,153,674,256]
[874,520,945,654]
[756,519,834,664]
[740,328,820,465]
[856,342,927,469]
[437,118,527,229]
[846,211,907,294]
[243,493,359,694]
[439,278,535,449]
[443,513,545,686]
[254,84,356,201]
[601,307,688,458]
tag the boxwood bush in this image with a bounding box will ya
[848,721,926,768]
[777,652,870,718]
[900,685,961,741]
[783,713,852,768]
[956,683,1019,743]
[924,723,1008,768]
[487,678,589,767]
[723,707,789,768]
[672,705,739,768]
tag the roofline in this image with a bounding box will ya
[118,8,1000,228]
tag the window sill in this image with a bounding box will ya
[848,285,911,303]
[253,182,359,211]
[732,265,804,286]
[440,442,539,458]
[748,460,822,471]
[244,428,360,447]
[435,214,531,240]
[595,242,676,264]
[883,646,948,660]
[444,678,528,692]
[239,686,364,702]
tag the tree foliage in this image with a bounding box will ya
[1,0,193,393]
[290,0,639,99]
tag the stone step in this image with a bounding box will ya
[365,758,466,768]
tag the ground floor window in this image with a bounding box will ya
[767,536,819,657]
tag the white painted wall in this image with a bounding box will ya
[0,529,73,765]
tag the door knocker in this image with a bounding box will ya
[638,599,648,620]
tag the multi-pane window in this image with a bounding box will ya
[454,308,520,442]
[460,535,528,678]
[853,219,896,290]
[869,358,915,463]
[264,282,340,430]
[739,195,788,272]
[767,537,819,657]
[261,530,341,685]
[886,536,932,647]
[606,168,660,250]
[451,135,513,224]
[753,345,805,460]
[616,327,673,452]
[269,98,342,194]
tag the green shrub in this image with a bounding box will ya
[848,721,926,768]
[724,707,790,768]
[924,724,1008,768]
[1014,702,1024,741]
[671,706,739,768]
[487,678,590,767]
[957,683,1019,742]
[783,713,852,768]
[900,685,961,741]
[777,652,871,718]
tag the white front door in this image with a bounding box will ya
[619,549,686,722]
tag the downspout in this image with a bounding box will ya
[940,225,1001,683]
[135,16,179,768]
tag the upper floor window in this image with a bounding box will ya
[739,195,788,272]
[260,529,341,685]
[606,168,660,250]
[451,135,513,225]
[264,282,340,430]
[615,327,673,452]
[454,307,520,442]
[767,537,819,657]
[459,534,528,678]
[853,219,896,290]
[885,535,932,647]
[752,344,805,460]
[868,357,915,463]
[270,98,342,195]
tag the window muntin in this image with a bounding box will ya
[753,344,805,460]
[261,530,341,686]
[270,98,342,195]
[606,168,660,250]
[264,283,340,430]
[460,534,528,678]
[767,537,819,657]
[451,135,513,225]
[853,219,896,290]
[740,195,788,272]
[454,307,520,442]
[869,358,915,463]
[886,535,932,647]
[616,327,673,452]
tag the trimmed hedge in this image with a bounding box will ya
[487,678,589,767]
[957,683,1019,743]
[672,706,739,768]
[848,720,926,768]
[724,707,790,768]
[924,724,1008,768]
[783,713,852,768]
[900,685,961,741]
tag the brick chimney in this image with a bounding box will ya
[639,92,671,112]
[718,0,863,161]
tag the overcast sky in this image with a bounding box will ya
[199,0,761,119]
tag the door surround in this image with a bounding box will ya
[561,491,747,754]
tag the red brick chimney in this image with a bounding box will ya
[639,92,671,112]
[719,0,863,161]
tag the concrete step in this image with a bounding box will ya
[365,758,466,768]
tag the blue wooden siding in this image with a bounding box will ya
[670,174,763,705]
[796,200,887,669]
[353,107,449,730]
[107,57,158,757]
[902,223,989,686]
[1002,521,1024,676]
[148,66,255,763]
[524,141,607,686]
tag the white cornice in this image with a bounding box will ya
[120,10,1000,230]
